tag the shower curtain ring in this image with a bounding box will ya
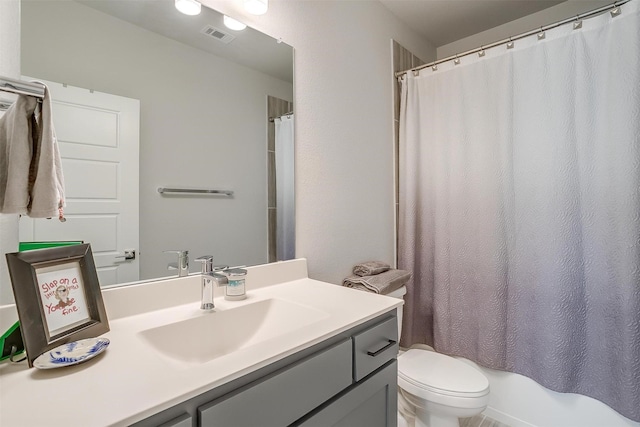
[537,27,546,40]
[573,15,583,30]
[478,46,486,57]
[506,38,514,49]
[610,3,622,17]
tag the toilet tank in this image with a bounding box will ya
[386,285,407,339]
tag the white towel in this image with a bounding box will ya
[0,84,65,218]
[0,94,38,214]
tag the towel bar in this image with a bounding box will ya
[0,76,45,99]
[0,99,13,111]
[157,187,234,196]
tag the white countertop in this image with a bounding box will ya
[0,259,401,426]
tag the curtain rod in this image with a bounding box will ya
[0,75,45,99]
[395,0,632,79]
[269,111,294,122]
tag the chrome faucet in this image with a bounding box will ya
[194,256,228,311]
[165,250,189,277]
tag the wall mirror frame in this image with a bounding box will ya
[12,0,294,293]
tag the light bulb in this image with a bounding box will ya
[175,0,201,16]
[244,0,268,15]
[224,15,247,31]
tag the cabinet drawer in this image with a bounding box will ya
[198,338,352,427]
[352,316,397,382]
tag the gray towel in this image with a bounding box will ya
[28,84,65,218]
[0,84,65,218]
[0,94,38,214]
[353,261,391,276]
[342,269,411,295]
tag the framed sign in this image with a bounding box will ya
[5,244,109,367]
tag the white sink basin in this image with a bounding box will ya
[138,298,329,364]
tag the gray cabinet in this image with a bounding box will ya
[352,316,398,381]
[199,339,353,426]
[294,360,397,427]
[133,312,398,427]
[158,414,192,427]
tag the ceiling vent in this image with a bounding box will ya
[200,25,235,44]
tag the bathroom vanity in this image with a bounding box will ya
[0,259,401,426]
[136,311,398,427]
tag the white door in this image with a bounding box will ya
[19,78,140,286]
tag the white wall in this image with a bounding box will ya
[204,0,436,284]
[0,0,20,304]
[20,1,293,280]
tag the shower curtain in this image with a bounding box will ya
[275,115,295,261]
[398,1,640,422]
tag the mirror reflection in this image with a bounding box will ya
[19,0,294,287]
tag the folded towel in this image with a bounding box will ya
[353,261,390,277]
[342,269,411,295]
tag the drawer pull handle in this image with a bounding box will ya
[366,339,396,357]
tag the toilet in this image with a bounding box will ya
[388,286,490,427]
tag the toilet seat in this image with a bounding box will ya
[398,349,489,400]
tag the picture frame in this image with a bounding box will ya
[5,243,109,367]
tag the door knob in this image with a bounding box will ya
[115,249,136,260]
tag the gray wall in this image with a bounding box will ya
[21,1,293,280]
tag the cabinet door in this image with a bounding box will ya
[295,360,397,427]
[198,338,352,427]
[159,414,192,427]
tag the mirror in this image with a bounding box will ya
[19,0,294,287]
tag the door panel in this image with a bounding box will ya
[19,77,140,286]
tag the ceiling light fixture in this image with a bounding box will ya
[175,0,201,16]
[224,15,247,31]
[244,0,268,15]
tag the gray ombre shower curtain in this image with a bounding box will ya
[398,1,640,422]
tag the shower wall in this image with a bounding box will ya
[267,96,293,262]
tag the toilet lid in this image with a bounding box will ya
[398,349,489,397]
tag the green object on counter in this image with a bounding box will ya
[0,321,24,362]
[19,241,83,251]
[2,242,83,362]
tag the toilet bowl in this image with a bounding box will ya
[387,286,490,427]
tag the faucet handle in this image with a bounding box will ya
[195,255,214,273]
[164,250,189,277]
[164,250,189,257]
